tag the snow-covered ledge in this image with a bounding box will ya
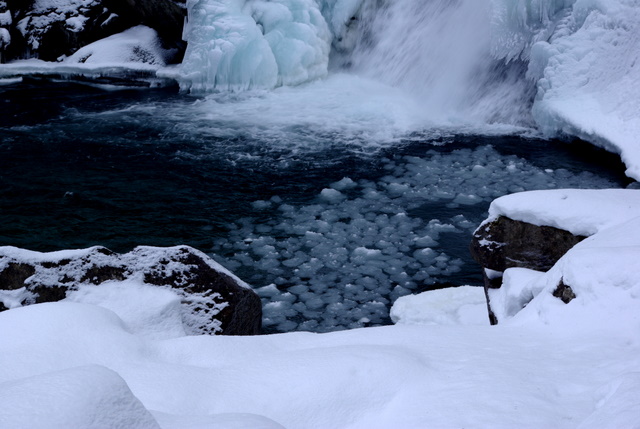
[471,189,640,324]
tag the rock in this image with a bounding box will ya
[470,215,586,324]
[0,0,185,63]
[0,245,262,335]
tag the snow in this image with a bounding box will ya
[65,26,171,66]
[1,295,639,428]
[485,188,640,236]
[390,286,489,326]
[0,365,160,429]
[504,215,640,332]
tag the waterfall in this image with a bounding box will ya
[346,0,536,126]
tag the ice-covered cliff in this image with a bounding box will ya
[175,0,640,178]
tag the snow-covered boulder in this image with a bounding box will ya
[474,188,640,325]
[0,245,262,335]
[0,0,185,63]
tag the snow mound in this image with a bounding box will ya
[0,365,160,429]
[390,286,489,326]
[65,279,186,340]
[64,26,172,66]
[486,188,640,236]
[501,216,640,333]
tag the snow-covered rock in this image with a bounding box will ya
[475,188,640,325]
[0,245,262,335]
[0,0,185,63]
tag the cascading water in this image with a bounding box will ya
[179,0,541,128]
[345,0,536,126]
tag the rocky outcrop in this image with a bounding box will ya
[0,245,262,335]
[0,0,186,63]
[470,216,586,324]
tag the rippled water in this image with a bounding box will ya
[0,78,630,332]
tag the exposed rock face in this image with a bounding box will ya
[0,245,262,335]
[470,216,586,324]
[0,0,185,63]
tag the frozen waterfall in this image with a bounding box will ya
[177,0,640,179]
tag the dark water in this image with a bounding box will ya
[0,79,630,332]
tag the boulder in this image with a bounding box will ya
[470,215,586,324]
[0,0,185,63]
[0,245,262,335]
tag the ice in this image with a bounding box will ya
[212,145,615,332]
[178,0,331,92]
[490,0,640,180]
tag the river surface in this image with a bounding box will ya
[0,78,630,332]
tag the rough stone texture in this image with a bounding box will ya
[0,245,262,335]
[0,0,186,63]
[553,279,576,304]
[470,216,586,324]
[470,216,587,273]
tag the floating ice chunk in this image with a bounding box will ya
[320,188,346,203]
[330,177,357,191]
[252,200,273,210]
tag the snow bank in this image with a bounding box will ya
[486,188,640,236]
[492,0,640,179]
[1,299,639,428]
[0,26,177,87]
[502,215,640,332]
[390,286,489,326]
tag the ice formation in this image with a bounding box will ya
[175,0,640,177]
[212,145,616,332]
[179,0,331,92]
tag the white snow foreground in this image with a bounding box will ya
[2,247,640,428]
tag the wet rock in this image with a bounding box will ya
[0,245,261,335]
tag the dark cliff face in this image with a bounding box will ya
[0,0,186,63]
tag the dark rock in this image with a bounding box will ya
[0,245,261,335]
[1,0,186,63]
[0,262,35,290]
[552,279,576,304]
[470,216,587,273]
[470,216,586,324]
